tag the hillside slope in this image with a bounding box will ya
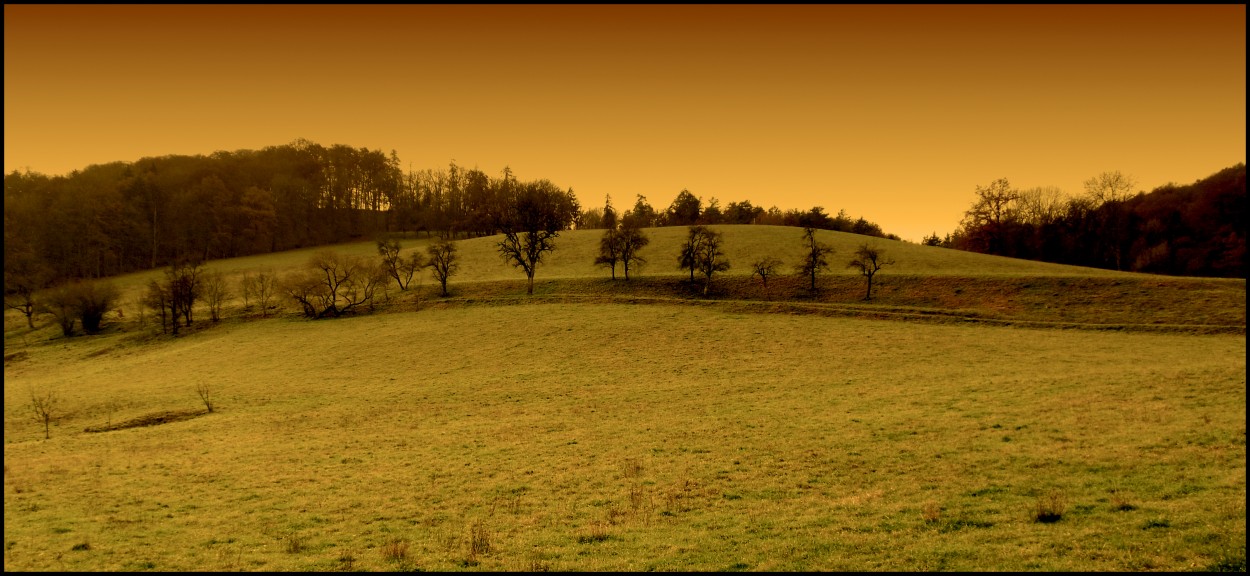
[5,225,1245,339]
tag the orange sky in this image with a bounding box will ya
[4,4,1245,242]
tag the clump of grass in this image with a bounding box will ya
[284,533,304,554]
[1110,489,1137,512]
[1034,489,1067,523]
[527,554,552,572]
[466,520,491,562]
[336,549,355,571]
[577,521,611,544]
[921,501,942,523]
[380,539,408,563]
[1141,518,1171,529]
[71,540,91,551]
[622,457,643,478]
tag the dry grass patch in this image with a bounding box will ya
[3,302,1244,571]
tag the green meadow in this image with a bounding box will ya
[4,225,1246,571]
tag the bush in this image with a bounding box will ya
[38,280,119,336]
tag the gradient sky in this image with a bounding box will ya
[5,4,1245,242]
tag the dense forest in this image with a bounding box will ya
[936,164,1246,278]
[3,139,894,289]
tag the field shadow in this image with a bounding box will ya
[83,408,209,433]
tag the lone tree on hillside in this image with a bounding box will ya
[495,180,579,295]
[796,227,834,293]
[427,237,459,297]
[376,236,425,290]
[751,256,783,295]
[30,387,58,440]
[848,243,895,300]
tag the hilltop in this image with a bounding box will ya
[7,225,1242,345]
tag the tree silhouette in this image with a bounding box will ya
[848,243,894,300]
[795,227,834,293]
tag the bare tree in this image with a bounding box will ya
[377,236,425,290]
[202,270,229,322]
[959,178,1020,254]
[427,238,459,297]
[677,225,709,282]
[284,250,386,318]
[30,387,58,440]
[693,227,730,296]
[495,181,577,295]
[594,228,622,279]
[1083,170,1137,204]
[167,260,204,328]
[250,269,278,317]
[196,382,215,413]
[796,227,834,293]
[39,284,78,337]
[4,250,50,329]
[240,271,254,310]
[143,279,173,334]
[618,222,649,280]
[848,243,895,300]
[751,256,783,295]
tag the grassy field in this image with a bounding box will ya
[4,225,1246,571]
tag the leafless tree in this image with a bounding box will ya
[377,236,425,290]
[250,268,277,316]
[617,222,649,280]
[677,225,709,282]
[167,260,204,327]
[30,387,58,440]
[196,382,215,413]
[143,279,173,334]
[693,227,730,296]
[796,227,834,293]
[427,238,459,297]
[202,270,229,322]
[594,228,622,279]
[1083,170,1137,204]
[848,243,895,300]
[39,284,79,336]
[284,250,386,318]
[751,256,783,295]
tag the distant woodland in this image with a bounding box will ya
[938,164,1245,278]
[2,139,893,286]
[3,140,1245,296]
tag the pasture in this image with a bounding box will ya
[3,225,1246,571]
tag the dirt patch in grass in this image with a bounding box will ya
[83,408,208,433]
[4,351,29,364]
